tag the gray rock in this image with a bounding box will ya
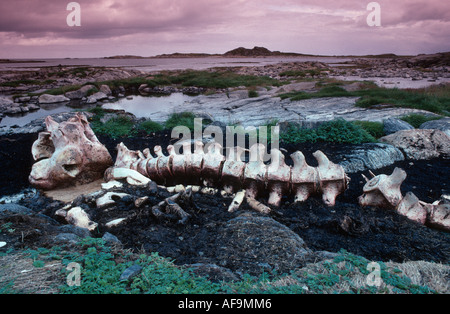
[383,118,414,135]
[420,118,450,137]
[54,233,80,245]
[102,232,122,246]
[338,143,405,173]
[380,129,450,160]
[0,203,34,216]
[99,84,112,95]
[15,96,31,103]
[188,263,239,282]
[91,92,108,101]
[86,92,108,104]
[3,105,24,115]
[0,97,13,107]
[57,225,91,238]
[38,94,70,104]
[119,264,143,281]
[65,85,96,99]
[26,104,40,111]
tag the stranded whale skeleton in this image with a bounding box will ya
[28,113,449,231]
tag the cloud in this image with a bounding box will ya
[0,0,449,58]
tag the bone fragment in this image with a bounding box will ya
[228,190,246,212]
[66,207,98,231]
[105,167,151,186]
[96,192,131,209]
[246,197,271,214]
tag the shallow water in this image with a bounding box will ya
[102,93,198,121]
[0,56,352,73]
[0,103,79,127]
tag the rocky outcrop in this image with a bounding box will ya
[420,118,450,137]
[337,143,405,173]
[86,92,108,104]
[383,118,414,135]
[38,94,70,104]
[65,85,96,100]
[379,129,450,160]
[0,98,39,115]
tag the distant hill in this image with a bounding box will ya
[223,46,311,57]
[409,52,450,67]
[104,47,313,59]
[152,52,220,58]
[103,49,450,63]
[104,55,147,59]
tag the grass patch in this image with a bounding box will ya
[400,113,443,128]
[280,84,450,115]
[92,116,136,139]
[0,79,56,87]
[248,90,259,98]
[164,111,212,131]
[31,69,284,97]
[352,121,385,139]
[280,119,377,144]
[84,108,209,139]
[94,70,284,92]
[355,87,450,115]
[280,86,352,101]
[168,70,283,89]
[37,84,83,96]
[86,108,137,139]
[5,240,439,294]
[137,119,164,133]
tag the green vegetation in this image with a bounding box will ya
[0,79,56,88]
[137,119,164,133]
[400,113,443,128]
[39,84,83,96]
[167,70,283,89]
[352,121,385,139]
[164,111,198,131]
[165,111,212,131]
[85,108,207,138]
[86,107,136,139]
[2,240,437,294]
[280,86,351,101]
[92,69,284,92]
[280,119,377,144]
[92,116,137,139]
[280,83,450,115]
[248,90,259,98]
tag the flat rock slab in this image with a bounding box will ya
[139,92,438,127]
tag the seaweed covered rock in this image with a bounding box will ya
[214,213,311,275]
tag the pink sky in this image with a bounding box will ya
[0,0,449,58]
